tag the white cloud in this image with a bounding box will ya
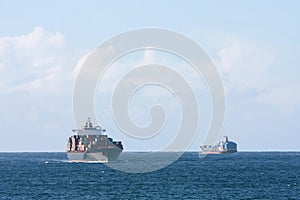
[216,39,274,91]
[0,27,88,151]
[0,27,73,94]
[215,37,300,109]
[93,49,159,94]
[72,51,90,79]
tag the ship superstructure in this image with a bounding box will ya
[200,136,237,154]
[66,118,123,162]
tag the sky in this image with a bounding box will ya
[0,0,299,151]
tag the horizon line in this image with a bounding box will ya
[0,150,300,153]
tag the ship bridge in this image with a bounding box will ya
[72,118,106,135]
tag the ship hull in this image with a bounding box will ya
[200,149,237,155]
[67,147,122,162]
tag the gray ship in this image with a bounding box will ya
[66,118,123,162]
[200,136,237,154]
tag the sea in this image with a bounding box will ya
[0,152,299,199]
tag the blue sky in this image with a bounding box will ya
[0,0,299,151]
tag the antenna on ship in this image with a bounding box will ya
[84,117,93,128]
[88,117,93,128]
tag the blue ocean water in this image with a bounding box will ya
[0,152,299,199]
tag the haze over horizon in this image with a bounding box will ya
[0,0,299,151]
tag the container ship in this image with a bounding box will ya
[200,136,237,154]
[66,118,123,162]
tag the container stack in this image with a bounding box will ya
[66,135,86,152]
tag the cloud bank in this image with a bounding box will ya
[0,27,299,151]
[0,27,84,151]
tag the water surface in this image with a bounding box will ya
[0,152,299,199]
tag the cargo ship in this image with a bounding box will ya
[200,136,237,154]
[66,118,123,162]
